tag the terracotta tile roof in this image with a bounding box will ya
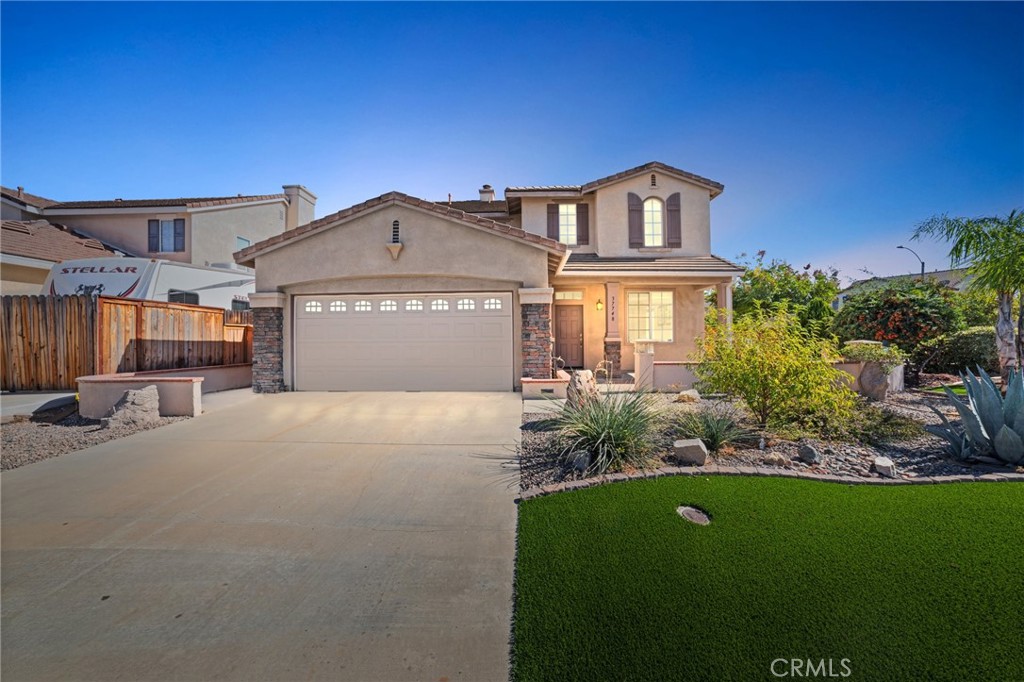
[0,186,59,209]
[47,194,287,210]
[506,161,724,198]
[234,191,565,265]
[1,220,119,263]
[561,253,744,274]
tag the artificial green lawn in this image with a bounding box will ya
[925,385,968,396]
[513,477,1024,681]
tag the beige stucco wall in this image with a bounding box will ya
[46,211,192,262]
[553,277,715,372]
[190,202,287,267]
[518,173,712,258]
[252,203,554,390]
[1,263,49,294]
[519,197,596,254]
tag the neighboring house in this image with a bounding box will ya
[1,184,316,270]
[1,219,120,294]
[235,161,743,393]
[834,268,971,310]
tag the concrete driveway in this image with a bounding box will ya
[1,392,522,682]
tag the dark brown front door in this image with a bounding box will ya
[555,305,584,368]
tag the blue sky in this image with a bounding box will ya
[2,2,1021,283]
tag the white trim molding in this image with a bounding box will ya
[518,287,554,305]
[249,291,287,308]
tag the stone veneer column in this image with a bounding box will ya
[250,292,287,393]
[520,288,554,379]
[603,282,622,373]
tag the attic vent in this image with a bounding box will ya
[650,173,657,187]
[3,222,31,234]
[84,239,105,250]
[391,220,400,244]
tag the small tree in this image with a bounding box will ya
[832,279,963,360]
[913,210,1024,382]
[729,251,841,334]
[694,308,855,431]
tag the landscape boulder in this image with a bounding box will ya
[859,362,890,401]
[798,443,822,464]
[674,389,700,403]
[103,385,161,429]
[873,456,898,478]
[674,438,708,466]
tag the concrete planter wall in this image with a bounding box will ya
[521,369,571,399]
[77,363,252,418]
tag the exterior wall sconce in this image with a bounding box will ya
[596,299,604,311]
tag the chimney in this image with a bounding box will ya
[479,184,495,203]
[282,185,318,230]
[17,186,24,198]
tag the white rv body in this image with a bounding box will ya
[42,258,254,310]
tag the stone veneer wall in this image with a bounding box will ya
[603,340,622,373]
[522,303,553,379]
[252,307,285,393]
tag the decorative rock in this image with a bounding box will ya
[674,438,708,466]
[106,385,161,428]
[571,452,591,473]
[797,443,822,464]
[763,452,789,467]
[566,370,599,408]
[859,361,889,401]
[873,456,897,478]
[674,389,700,403]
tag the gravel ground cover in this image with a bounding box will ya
[518,389,1013,490]
[1,410,186,471]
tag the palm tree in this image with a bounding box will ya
[913,210,1024,382]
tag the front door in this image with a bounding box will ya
[555,305,584,368]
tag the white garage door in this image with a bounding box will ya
[294,293,514,391]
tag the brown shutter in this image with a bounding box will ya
[667,193,681,248]
[148,220,160,252]
[547,204,559,240]
[173,218,186,252]
[576,203,589,245]
[627,193,643,248]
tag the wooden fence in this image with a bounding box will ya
[1,295,253,391]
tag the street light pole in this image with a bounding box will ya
[897,245,925,277]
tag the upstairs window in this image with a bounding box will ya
[546,203,589,245]
[643,198,663,247]
[558,204,577,245]
[148,219,185,253]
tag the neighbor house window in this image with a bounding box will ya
[148,219,185,253]
[231,299,250,312]
[627,291,673,342]
[558,204,577,245]
[168,289,199,305]
[643,198,663,247]
[236,236,251,250]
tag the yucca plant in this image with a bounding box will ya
[675,402,759,453]
[925,367,1024,466]
[543,391,662,475]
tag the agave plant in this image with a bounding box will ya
[925,367,1024,466]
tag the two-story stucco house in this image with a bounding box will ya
[234,162,742,393]
[1,184,317,272]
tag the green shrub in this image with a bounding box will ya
[833,279,963,355]
[675,402,759,452]
[914,327,999,375]
[839,342,908,374]
[694,308,856,432]
[544,391,662,475]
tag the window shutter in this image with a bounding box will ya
[173,219,185,252]
[147,220,160,252]
[667,193,681,248]
[547,204,559,240]
[576,203,589,245]
[627,193,643,248]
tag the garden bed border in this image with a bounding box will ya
[517,465,1024,501]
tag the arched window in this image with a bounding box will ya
[329,300,346,312]
[304,301,322,313]
[431,299,449,311]
[483,298,502,310]
[354,300,372,312]
[643,198,664,247]
[405,299,424,311]
[456,298,475,311]
[379,299,397,312]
